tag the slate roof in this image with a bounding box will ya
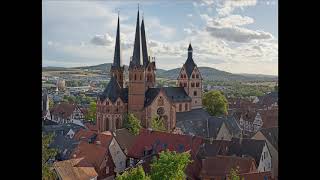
[144,87,191,107]
[141,18,149,68]
[228,138,267,166]
[112,15,122,69]
[176,108,211,137]
[197,140,231,159]
[53,158,98,180]
[43,123,85,136]
[259,127,278,151]
[49,134,79,160]
[257,92,278,107]
[129,9,143,69]
[184,43,197,78]
[98,76,128,103]
[208,116,225,138]
[224,116,242,137]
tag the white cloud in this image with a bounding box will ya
[216,0,257,16]
[187,14,193,17]
[211,14,254,27]
[90,33,114,46]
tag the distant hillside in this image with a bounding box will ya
[43,63,277,82]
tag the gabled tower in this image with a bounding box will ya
[177,43,203,109]
[141,16,156,90]
[110,14,125,88]
[128,8,145,120]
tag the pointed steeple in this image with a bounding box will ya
[130,7,143,68]
[112,14,121,68]
[184,43,196,78]
[141,15,149,67]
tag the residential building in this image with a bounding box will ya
[50,102,85,124]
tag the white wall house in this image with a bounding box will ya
[108,137,127,173]
[257,142,272,172]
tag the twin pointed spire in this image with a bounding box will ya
[112,5,150,69]
[112,14,122,68]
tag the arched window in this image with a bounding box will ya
[185,103,188,111]
[192,74,195,78]
[116,118,121,129]
[140,74,142,80]
[196,82,199,87]
[134,74,137,80]
[191,83,195,87]
[179,104,182,111]
[105,118,109,130]
[194,91,197,96]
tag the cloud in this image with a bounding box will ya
[187,14,193,17]
[206,26,273,43]
[90,33,113,46]
[211,14,254,26]
[216,0,257,16]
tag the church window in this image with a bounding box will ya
[192,74,195,78]
[134,74,136,80]
[196,82,199,87]
[194,91,197,96]
[184,74,187,78]
[196,74,199,78]
[181,74,183,78]
[191,83,195,87]
[106,101,109,105]
[157,107,165,116]
[185,103,188,111]
[179,104,182,111]
[158,97,164,106]
[140,74,142,80]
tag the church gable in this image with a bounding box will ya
[178,65,188,80]
[191,66,202,80]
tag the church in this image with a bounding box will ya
[96,9,203,133]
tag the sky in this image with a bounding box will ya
[42,0,278,75]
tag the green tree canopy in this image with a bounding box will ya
[124,113,142,135]
[150,116,166,132]
[42,134,58,180]
[116,165,150,180]
[150,150,192,180]
[85,101,97,122]
[228,168,244,180]
[202,90,228,116]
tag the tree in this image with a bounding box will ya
[48,98,54,109]
[150,150,192,180]
[85,102,97,122]
[150,116,166,132]
[202,90,228,116]
[228,168,244,180]
[124,113,142,135]
[42,134,57,180]
[116,165,150,180]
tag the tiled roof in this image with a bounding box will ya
[73,128,97,142]
[49,135,79,160]
[50,102,79,119]
[176,108,211,137]
[259,127,278,151]
[239,171,274,180]
[113,128,140,154]
[43,123,84,136]
[228,138,266,166]
[260,109,278,128]
[200,156,256,177]
[53,158,98,180]
[197,140,232,159]
[224,116,242,137]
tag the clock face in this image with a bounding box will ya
[157,107,165,116]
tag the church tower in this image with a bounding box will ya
[128,8,145,120]
[110,14,125,88]
[141,16,156,90]
[177,43,203,109]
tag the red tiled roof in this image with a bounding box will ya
[260,109,278,128]
[74,129,96,141]
[53,158,98,180]
[126,129,203,179]
[95,131,113,148]
[50,102,79,118]
[200,155,256,177]
[239,171,274,180]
